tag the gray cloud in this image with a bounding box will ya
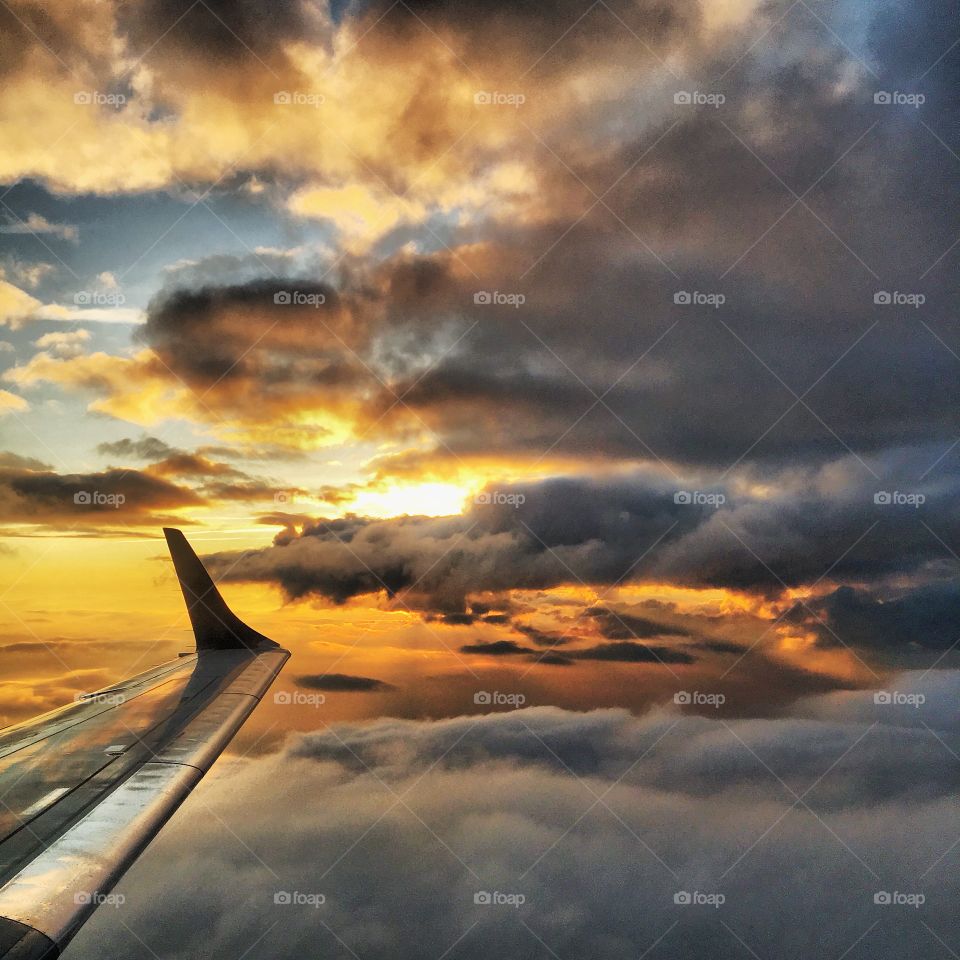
[790,581,960,655]
[67,672,960,960]
[205,465,960,662]
[295,673,393,692]
[0,458,204,527]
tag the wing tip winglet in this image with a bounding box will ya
[163,528,277,652]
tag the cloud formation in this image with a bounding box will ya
[197,464,960,662]
[66,673,960,960]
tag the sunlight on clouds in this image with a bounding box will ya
[288,183,428,251]
[0,388,28,415]
[348,480,470,518]
[0,279,41,328]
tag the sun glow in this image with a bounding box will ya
[348,481,470,518]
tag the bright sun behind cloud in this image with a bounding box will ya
[348,481,471,518]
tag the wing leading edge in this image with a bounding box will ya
[0,531,290,959]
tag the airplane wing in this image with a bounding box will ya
[0,529,290,959]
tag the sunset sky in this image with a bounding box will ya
[0,0,958,955]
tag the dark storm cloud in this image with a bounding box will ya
[118,0,321,64]
[139,279,353,388]
[426,611,477,626]
[697,639,749,655]
[294,673,393,692]
[125,0,960,473]
[571,641,695,664]
[587,607,691,640]
[206,465,960,640]
[96,437,297,504]
[460,639,530,656]
[0,457,203,526]
[791,582,960,654]
[514,624,570,646]
[362,0,697,67]
[67,677,960,960]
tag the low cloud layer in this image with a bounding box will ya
[68,672,960,959]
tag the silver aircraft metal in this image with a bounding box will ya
[0,529,290,959]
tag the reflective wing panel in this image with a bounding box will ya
[0,532,290,958]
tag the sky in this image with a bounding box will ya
[0,0,958,956]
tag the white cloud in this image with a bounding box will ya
[0,212,78,242]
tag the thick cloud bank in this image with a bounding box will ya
[70,672,960,959]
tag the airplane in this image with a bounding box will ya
[0,529,290,959]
